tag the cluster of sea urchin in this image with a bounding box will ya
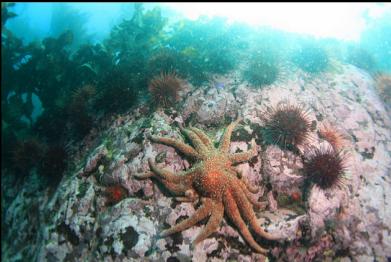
[148,72,183,108]
[261,101,349,190]
[261,102,312,150]
[306,122,349,190]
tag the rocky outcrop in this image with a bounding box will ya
[2,64,390,261]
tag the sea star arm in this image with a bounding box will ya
[175,189,199,202]
[193,201,224,245]
[149,135,201,160]
[229,139,257,164]
[148,158,200,183]
[135,169,191,195]
[161,180,190,195]
[160,198,213,237]
[225,168,259,194]
[223,190,268,254]
[240,176,260,194]
[174,197,194,202]
[238,180,266,210]
[181,128,208,156]
[231,184,281,241]
[134,172,153,179]
[139,172,189,195]
[188,126,214,149]
[219,118,242,153]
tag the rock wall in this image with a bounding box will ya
[2,64,390,261]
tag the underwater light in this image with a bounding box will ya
[162,2,390,41]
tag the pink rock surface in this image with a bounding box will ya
[3,64,390,261]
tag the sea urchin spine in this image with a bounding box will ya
[319,123,346,151]
[261,102,312,150]
[304,145,348,190]
[148,72,183,108]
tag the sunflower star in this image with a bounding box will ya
[137,119,280,253]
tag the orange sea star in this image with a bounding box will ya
[137,119,280,253]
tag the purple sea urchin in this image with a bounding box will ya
[261,102,312,150]
[304,146,348,190]
[148,72,183,108]
[318,123,347,151]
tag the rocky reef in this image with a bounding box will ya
[2,64,391,261]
